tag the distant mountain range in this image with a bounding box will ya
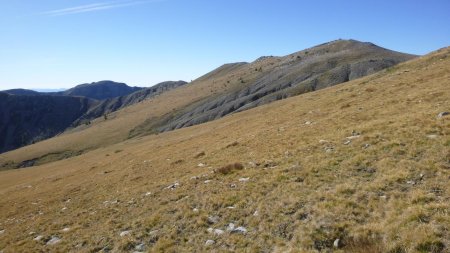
[0,80,187,153]
[3,80,143,100]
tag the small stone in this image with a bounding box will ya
[144,192,152,196]
[253,210,259,216]
[198,163,206,167]
[207,216,220,224]
[46,236,61,245]
[205,239,215,246]
[333,238,341,248]
[406,180,416,185]
[230,184,237,188]
[226,223,235,231]
[437,112,449,118]
[363,143,371,149]
[119,230,131,237]
[319,140,328,144]
[214,229,224,236]
[61,207,67,211]
[346,135,360,140]
[304,121,312,125]
[231,226,247,234]
[33,235,44,241]
[62,227,70,232]
[325,147,334,153]
[166,182,180,190]
[207,228,214,233]
[427,134,438,139]
[226,206,235,209]
[204,180,212,184]
[0,230,4,235]
[343,140,351,145]
[239,177,250,182]
[193,208,199,212]
[135,243,146,251]
[190,176,199,180]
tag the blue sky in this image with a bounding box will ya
[1,0,449,90]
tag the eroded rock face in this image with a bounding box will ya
[153,40,415,133]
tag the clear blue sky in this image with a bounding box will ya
[1,0,449,90]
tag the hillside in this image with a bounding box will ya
[0,46,448,252]
[57,81,143,100]
[0,81,185,154]
[75,81,187,124]
[0,93,96,154]
[0,40,416,169]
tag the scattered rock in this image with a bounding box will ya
[193,208,199,212]
[144,192,152,196]
[319,139,328,144]
[230,184,237,188]
[214,229,224,236]
[427,134,439,139]
[248,161,257,168]
[207,216,220,224]
[324,147,334,153]
[61,227,70,232]
[226,206,235,209]
[46,236,61,245]
[166,182,180,190]
[204,180,212,184]
[253,211,259,216]
[205,239,215,246]
[135,243,146,251]
[0,230,4,235]
[230,226,248,234]
[238,177,250,182]
[363,143,371,149]
[304,121,312,125]
[333,238,341,248]
[406,180,416,185]
[33,235,44,241]
[346,135,360,140]
[61,207,67,211]
[198,163,206,167]
[343,140,351,145]
[437,112,449,118]
[226,223,235,231]
[119,230,131,237]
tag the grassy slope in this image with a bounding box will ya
[0,48,448,252]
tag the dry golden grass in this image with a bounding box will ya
[0,47,449,252]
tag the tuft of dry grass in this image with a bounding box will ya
[215,163,244,175]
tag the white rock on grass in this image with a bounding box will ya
[226,223,235,231]
[213,229,224,236]
[119,230,131,237]
[205,239,215,246]
[198,163,206,167]
[33,235,44,241]
[135,243,146,251]
[204,180,212,184]
[166,182,180,190]
[238,177,250,182]
[144,192,152,196]
[0,230,4,235]
[230,226,247,234]
[61,227,70,232]
[193,208,199,212]
[207,216,219,224]
[46,236,61,245]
